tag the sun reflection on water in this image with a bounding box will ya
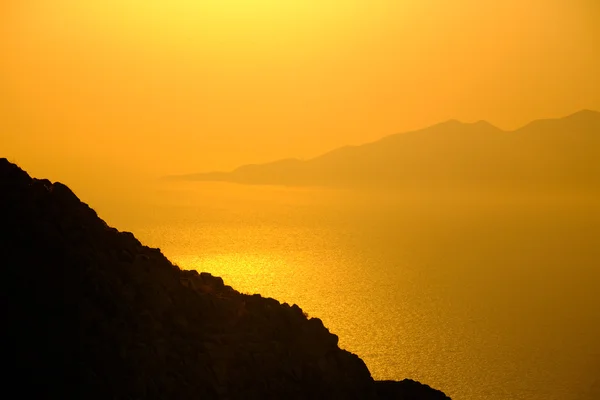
[172,253,293,297]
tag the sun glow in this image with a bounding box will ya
[2,0,599,194]
[2,2,600,399]
[172,253,290,297]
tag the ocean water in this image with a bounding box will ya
[123,183,600,400]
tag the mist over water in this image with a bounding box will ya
[126,182,600,400]
[3,2,599,398]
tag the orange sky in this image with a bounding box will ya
[2,0,599,183]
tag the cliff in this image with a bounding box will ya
[0,158,449,399]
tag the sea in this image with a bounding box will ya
[114,181,600,400]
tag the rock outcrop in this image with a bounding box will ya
[0,158,449,399]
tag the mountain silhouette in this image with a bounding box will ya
[169,110,600,191]
[0,158,450,399]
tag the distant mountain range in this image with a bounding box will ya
[168,110,600,191]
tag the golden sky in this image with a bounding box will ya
[2,0,599,182]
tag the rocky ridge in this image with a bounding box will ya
[0,158,449,399]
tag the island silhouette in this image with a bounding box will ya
[166,110,600,192]
[1,158,450,399]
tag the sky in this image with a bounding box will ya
[1,0,599,186]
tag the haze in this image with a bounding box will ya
[2,1,600,197]
[2,2,600,399]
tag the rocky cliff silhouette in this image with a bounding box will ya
[0,158,449,399]
[169,110,600,191]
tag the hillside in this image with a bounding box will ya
[0,158,449,399]
[169,110,600,191]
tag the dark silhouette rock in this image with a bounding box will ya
[376,380,450,400]
[0,158,450,399]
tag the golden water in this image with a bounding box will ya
[126,183,600,400]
